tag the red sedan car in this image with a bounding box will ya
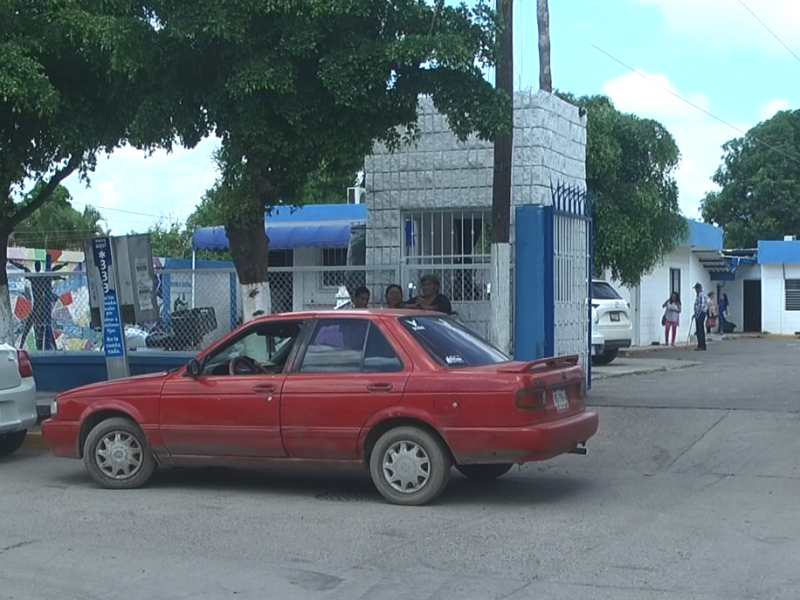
[43,310,598,505]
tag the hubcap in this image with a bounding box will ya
[382,440,431,493]
[95,431,143,480]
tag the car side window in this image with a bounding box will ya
[201,321,303,376]
[363,324,403,373]
[299,319,369,373]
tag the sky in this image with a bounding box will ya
[64,0,800,232]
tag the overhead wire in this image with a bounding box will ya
[735,0,800,65]
[528,7,800,169]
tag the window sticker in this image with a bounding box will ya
[445,355,465,365]
[406,318,426,331]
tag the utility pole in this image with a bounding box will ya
[489,0,513,354]
[537,0,552,92]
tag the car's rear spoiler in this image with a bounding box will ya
[497,355,581,373]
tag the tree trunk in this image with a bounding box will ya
[227,220,271,322]
[537,0,552,92]
[0,232,13,345]
[489,0,514,355]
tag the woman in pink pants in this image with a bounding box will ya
[662,292,682,346]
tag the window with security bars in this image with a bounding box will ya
[402,210,491,302]
[322,248,348,287]
[786,279,800,311]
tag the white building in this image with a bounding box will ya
[605,220,727,346]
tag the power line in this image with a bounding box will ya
[736,0,800,65]
[547,18,800,169]
[69,201,165,219]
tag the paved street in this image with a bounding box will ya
[2,337,799,600]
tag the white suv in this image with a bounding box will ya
[0,344,37,456]
[592,280,633,365]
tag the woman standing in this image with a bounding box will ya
[706,292,718,334]
[662,292,682,346]
[383,284,405,309]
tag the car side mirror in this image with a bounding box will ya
[186,358,201,377]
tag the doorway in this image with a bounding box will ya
[743,280,761,332]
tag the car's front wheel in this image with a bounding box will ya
[369,426,451,506]
[0,430,27,456]
[83,417,156,489]
[456,463,514,480]
[592,348,619,365]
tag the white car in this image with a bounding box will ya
[591,307,606,358]
[0,344,37,456]
[592,280,633,365]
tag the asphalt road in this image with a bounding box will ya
[2,337,799,600]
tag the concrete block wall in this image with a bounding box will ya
[364,90,588,266]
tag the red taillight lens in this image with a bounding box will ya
[515,387,546,410]
[17,350,33,378]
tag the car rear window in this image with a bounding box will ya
[592,281,622,300]
[399,316,509,368]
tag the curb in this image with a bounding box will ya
[22,428,51,452]
[593,361,701,381]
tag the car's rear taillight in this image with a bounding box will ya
[515,387,546,410]
[17,350,33,378]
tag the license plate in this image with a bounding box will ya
[610,312,620,322]
[553,388,569,412]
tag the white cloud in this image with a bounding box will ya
[759,98,791,121]
[601,71,750,217]
[633,0,800,54]
[64,138,221,233]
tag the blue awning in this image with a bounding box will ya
[193,222,356,251]
[191,203,368,251]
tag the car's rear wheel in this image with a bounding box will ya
[369,426,451,506]
[456,463,514,480]
[83,418,155,489]
[0,430,27,456]
[592,349,618,365]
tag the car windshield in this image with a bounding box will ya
[592,281,622,300]
[399,315,509,368]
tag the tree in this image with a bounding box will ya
[10,184,106,250]
[0,0,167,343]
[537,0,552,92]
[148,0,510,319]
[701,109,800,248]
[557,93,687,286]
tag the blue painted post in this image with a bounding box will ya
[513,205,554,361]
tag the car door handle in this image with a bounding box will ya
[252,384,276,393]
[367,383,393,392]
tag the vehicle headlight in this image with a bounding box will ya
[50,399,58,416]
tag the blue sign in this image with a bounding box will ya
[91,237,125,358]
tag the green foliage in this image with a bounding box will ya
[143,0,510,281]
[701,109,800,248]
[558,92,687,287]
[0,0,161,232]
[11,183,106,250]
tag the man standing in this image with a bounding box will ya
[693,282,708,351]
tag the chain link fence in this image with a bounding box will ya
[7,263,498,353]
[8,265,414,353]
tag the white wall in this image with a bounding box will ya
[761,263,800,334]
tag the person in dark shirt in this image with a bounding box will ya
[405,274,452,314]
